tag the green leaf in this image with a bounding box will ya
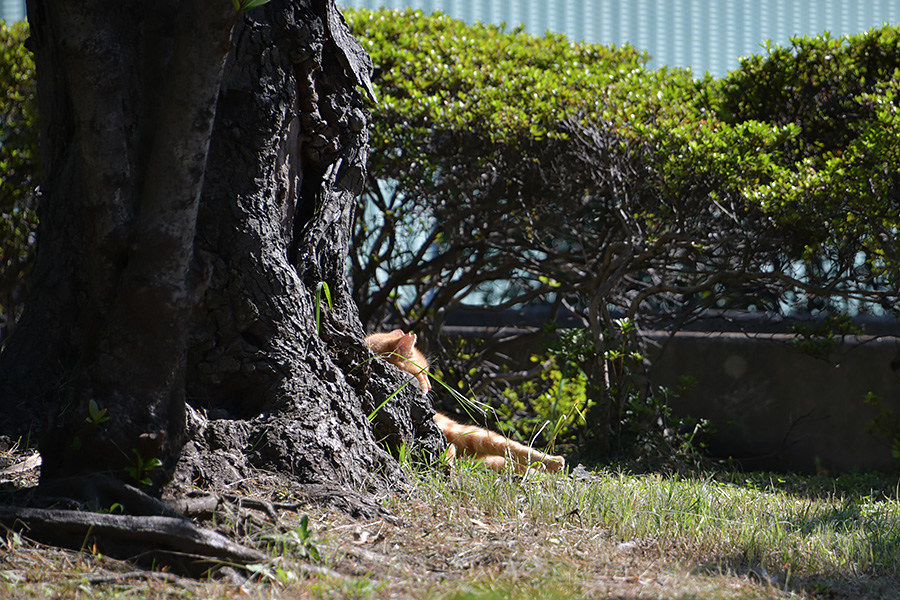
[315,281,332,334]
[235,0,270,12]
[85,399,110,425]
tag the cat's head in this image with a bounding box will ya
[389,330,417,359]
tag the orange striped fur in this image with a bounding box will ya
[366,330,565,473]
[365,329,431,392]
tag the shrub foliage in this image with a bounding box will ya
[0,21,38,341]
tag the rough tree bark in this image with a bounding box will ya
[0,0,442,513]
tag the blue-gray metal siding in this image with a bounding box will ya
[339,0,900,76]
[2,0,898,75]
[0,0,25,23]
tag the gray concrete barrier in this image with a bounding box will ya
[440,309,900,474]
[649,330,900,474]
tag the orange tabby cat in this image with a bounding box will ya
[366,330,565,473]
[365,329,432,393]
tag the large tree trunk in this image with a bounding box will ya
[0,0,442,508]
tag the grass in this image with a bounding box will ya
[1,444,900,599]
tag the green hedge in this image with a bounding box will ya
[0,21,38,337]
[347,9,899,319]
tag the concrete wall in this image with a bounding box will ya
[649,330,900,474]
[444,309,900,474]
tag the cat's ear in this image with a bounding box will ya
[395,332,417,356]
[389,329,404,336]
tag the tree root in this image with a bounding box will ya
[0,505,265,575]
[0,466,399,576]
[0,473,267,576]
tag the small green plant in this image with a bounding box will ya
[500,323,707,467]
[124,448,162,488]
[604,317,643,386]
[97,503,124,514]
[231,0,271,13]
[83,399,110,426]
[315,281,332,334]
[261,514,321,561]
[395,441,411,467]
[499,355,588,449]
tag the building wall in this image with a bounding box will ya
[339,0,900,77]
[4,1,897,76]
[0,0,25,23]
